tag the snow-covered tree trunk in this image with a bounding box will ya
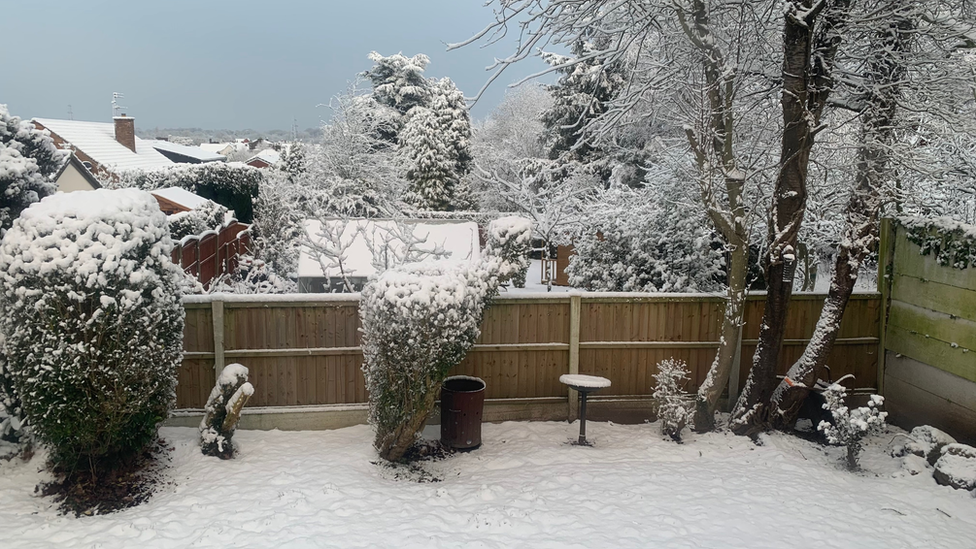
[673,0,755,432]
[695,242,747,431]
[200,364,254,459]
[768,2,910,429]
[731,0,851,436]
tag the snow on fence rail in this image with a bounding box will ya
[175,291,882,424]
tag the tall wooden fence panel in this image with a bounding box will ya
[881,218,976,442]
[177,292,881,411]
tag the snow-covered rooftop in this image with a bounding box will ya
[32,118,174,172]
[298,218,481,279]
[150,187,212,211]
[145,140,226,162]
[247,149,280,166]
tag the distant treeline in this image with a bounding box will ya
[135,126,321,144]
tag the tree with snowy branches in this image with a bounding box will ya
[0,105,64,238]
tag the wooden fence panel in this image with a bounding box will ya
[735,295,881,390]
[886,228,976,383]
[176,293,880,409]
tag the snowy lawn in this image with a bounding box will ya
[1,421,974,548]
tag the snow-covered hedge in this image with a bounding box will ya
[168,199,230,240]
[485,216,532,288]
[116,163,262,223]
[0,189,185,471]
[361,261,497,461]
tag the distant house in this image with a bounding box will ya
[298,218,481,293]
[32,115,173,179]
[52,152,102,193]
[145,140,226,164]
[245,148,280,169]
[150,186,213,215]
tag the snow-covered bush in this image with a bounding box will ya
[0,334,28,448]
[200,363,254,459]
[0,105,64,238]
[167,199,229,240]
[817,382,887,470]
[116,163,262,223]
[568,184,724,293]
[485,216,533,288]
[0,189,185,473]
[361,261,497,462]
[652,359,694,442]
[208,255,296,294]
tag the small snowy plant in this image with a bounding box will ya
[1,336,29,449]
[0,189,185,475]
[200,364,254,459]
[485,216,533,288]
[817,381,887,470]
[361,261,497,462]
[652,359,694,442]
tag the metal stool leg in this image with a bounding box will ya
[578,391,588,445]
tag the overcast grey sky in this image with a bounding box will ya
[0,0,550,132]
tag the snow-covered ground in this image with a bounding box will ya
[2,421,973,548]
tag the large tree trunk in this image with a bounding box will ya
[673,0,752,432]
[694,240,747,431]
[731,0,851,436]
[768,2,910,430]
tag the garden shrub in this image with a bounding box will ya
[652,359,693,442]
[167,199,229,240]
[818,380,887,470]
[485,216,532,288]
[0,189,185,477]
[361,261,497,462]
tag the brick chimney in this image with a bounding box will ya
[113,114,136,152]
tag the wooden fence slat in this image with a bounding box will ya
[176,293,881,409]
[891,273,976,323]
[894,230,976,291]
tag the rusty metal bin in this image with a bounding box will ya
[440,375,486,450]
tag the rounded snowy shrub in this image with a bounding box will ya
[361,261,496,461]
[0,189,185,472]
[485,216,533,288]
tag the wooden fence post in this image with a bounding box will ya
[877,217,895,395]
[212,297,225,384]
[568,292,581,421]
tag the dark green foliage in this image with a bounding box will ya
[361,262,498,462]
[900,216,976,269]
[0,189,185,476]
[119,163,262,223]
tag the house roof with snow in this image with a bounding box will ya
[32,117,174,173]
[150,187,212,214]
[145,140,226,163]
[298,218,481,280]
[245,148,280,168]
